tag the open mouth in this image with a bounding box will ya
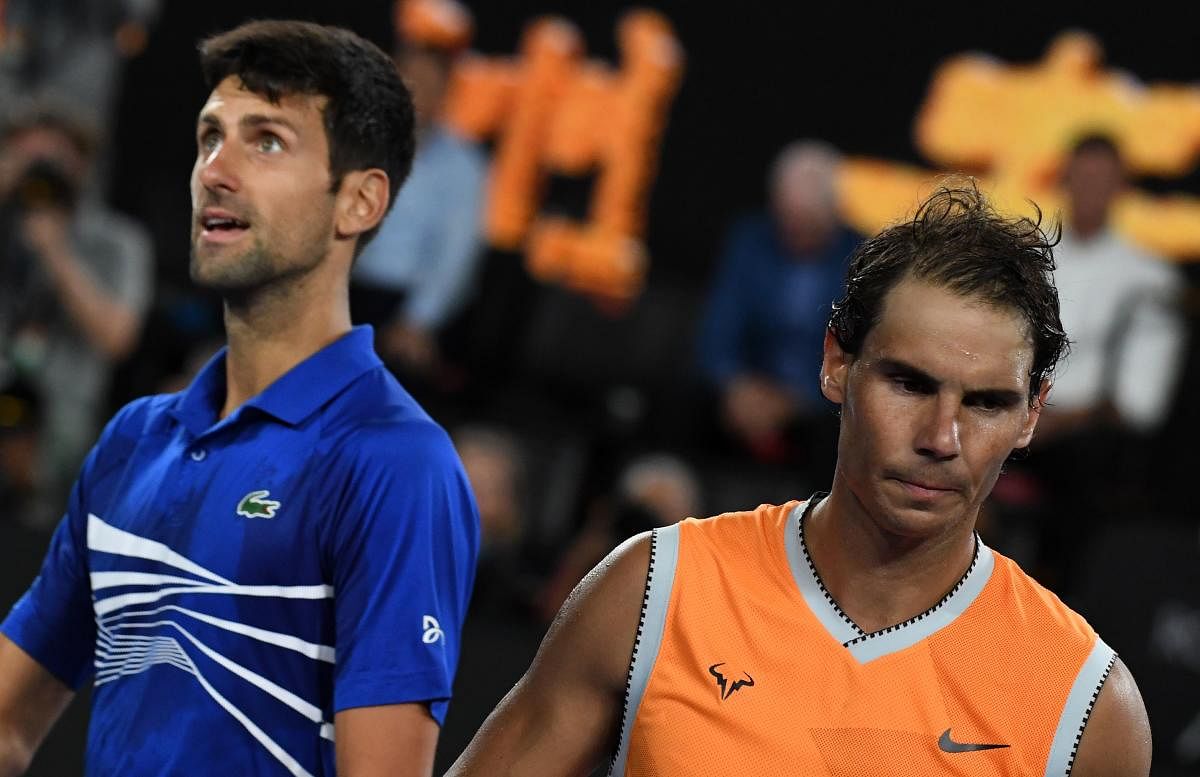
[199,213,251,244]
[203,216,249,231]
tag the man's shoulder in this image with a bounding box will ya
[685,500,801,532]
[1124,245,1184,291]
[986,547,1098,645]
[75,393,178,485]
[322,372,459,468]
[673,500,802,562]
[327,365,429,421]
[336,413,456,465]
[1071,230,1182,285]
[98,393,178,444]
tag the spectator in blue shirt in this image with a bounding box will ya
[351,25,487,377]
[697,140,860,465]
[0,20,479,777]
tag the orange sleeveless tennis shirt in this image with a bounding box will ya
[609,498,1114,776]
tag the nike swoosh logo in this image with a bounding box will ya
[939,728,1010,752]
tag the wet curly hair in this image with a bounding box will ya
[828,180,1068,402]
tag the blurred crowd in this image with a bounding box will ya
[1,1,1198,774]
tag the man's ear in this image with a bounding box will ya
[820,328,852,405]
[334,169,390,240]
[1017,378,1052,448]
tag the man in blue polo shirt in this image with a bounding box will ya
[0,19,479,777]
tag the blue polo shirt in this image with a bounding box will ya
[2,326,479,777]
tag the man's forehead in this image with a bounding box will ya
[199,76,328,123]
[867,280,1035,382]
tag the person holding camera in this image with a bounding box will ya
[0,103,152,525]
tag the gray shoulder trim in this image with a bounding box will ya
[1044,637,1117,777]
[608,523,681,777]
[784,502,862,645]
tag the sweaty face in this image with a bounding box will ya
[822,278,1046,539]
[189,76,337,295]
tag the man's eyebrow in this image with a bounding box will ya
[876,358,938,386]
[877,358,1024,404]
[196,114,300,135]
[239,114,300,135]
[963,387,1025,406]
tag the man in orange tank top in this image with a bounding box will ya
[447,183,1152,776]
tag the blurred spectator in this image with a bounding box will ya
[0,376,41,524]
[696,140,859,469]
[612,453,702,531]
[351,0,487,377]
[535,453,701,621]
[1011,133,1187,592]
[454,425,529,612]
[0,0,160,188]
[0,101,152,524]
[1041,134,1187,440]
[455,425,525,561]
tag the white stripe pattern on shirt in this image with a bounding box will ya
[87,513,337,776]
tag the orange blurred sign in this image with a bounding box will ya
[396,0,473,52]
[442,10,684,303]
[838,32,1200,260]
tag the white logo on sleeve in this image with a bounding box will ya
[422,615,445,644]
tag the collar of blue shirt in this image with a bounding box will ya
[169,325,383,436]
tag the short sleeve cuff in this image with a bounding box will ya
[334,667,453,725]
[2,594,92,690]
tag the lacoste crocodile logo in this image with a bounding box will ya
[236,490,281,519]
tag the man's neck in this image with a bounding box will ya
[805,482,978,634]
[220,268,352,419]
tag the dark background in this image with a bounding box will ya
[107,1,1200,293]
[6,2,1199,774]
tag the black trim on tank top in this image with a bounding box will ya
[607,529,658,776]
[796,494,982,647]
[1064,654,1117,776]
[796,495,864,637]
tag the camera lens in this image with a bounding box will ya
[12,159,77,212]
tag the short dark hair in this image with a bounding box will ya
[198,20,415,250]
[828,182,1068,401]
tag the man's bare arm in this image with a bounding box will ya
[1071,657,1151,777]
[447,533,652,777]
[334,703,439,776]
[0,635,74,776]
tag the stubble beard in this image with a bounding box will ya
[190,221,331,308]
